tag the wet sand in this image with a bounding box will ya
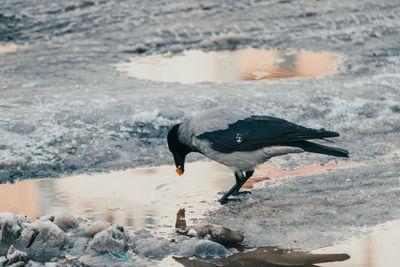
[116,48,340,84]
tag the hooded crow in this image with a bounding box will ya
[167,108,349,204]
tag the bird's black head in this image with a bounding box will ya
[167,124,193,176]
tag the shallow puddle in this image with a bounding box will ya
[0,160,342,235]
[116,48,340,84]
[316,220,400,267]
[0,161,233,235]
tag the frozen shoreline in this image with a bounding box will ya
[0,211,350,267]
[1,211,399,267]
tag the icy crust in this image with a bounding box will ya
[0,0,400,181]
[0,212,237,266]
[205,156,400,249]
[1,67,400,181]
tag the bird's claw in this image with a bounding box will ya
[218,197,242,205]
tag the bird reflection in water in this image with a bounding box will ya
[174,247,350,267]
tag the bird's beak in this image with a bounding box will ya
[176,165,183,176]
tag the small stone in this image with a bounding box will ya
[175,208,187,232]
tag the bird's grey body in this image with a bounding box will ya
[178,108,250,144]
[167,108,349,204]
[179,108,307,171]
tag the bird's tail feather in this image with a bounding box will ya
[288,140,349,158]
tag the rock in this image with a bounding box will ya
[175,209,187,232]
[7,245,29,265]
[29,221,65,255]
[0,213,23,250]
[90,226,126,253]
[84,221,111,237]
[53,212,77,231]
[194,224,243,247]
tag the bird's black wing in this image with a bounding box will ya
[197,116,340,153]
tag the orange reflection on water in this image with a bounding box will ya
[240,48,339,81]
[244,162,344,189]
[116,48,340,84]
[0,179,39,220]
[0,161,234,231]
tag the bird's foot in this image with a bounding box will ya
[218,197,242,205]
[232,190,252,196]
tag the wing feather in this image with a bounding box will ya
[197,115,340,153]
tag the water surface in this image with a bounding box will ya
[116,48,340,84]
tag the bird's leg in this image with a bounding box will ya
[219,171,254,204]
[232,170,254,196]
[218,171,244,204]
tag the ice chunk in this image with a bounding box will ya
[14,225,38,250]
[177,238,231,259]
[36,215,55,223]
[29,221,65,255]
[133,229,153,240]
[90,226,126,253]
[84,221,112,237]
[158,108,184,120]
[7,245,29,265]
[0,213,24,253]
[26,261,44,267]
[44,263,58,267]
[134,237,171,258]
[53,212,77,231]
[0,256,8,266]
[70,237,90,257]
[7,262,26,267]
